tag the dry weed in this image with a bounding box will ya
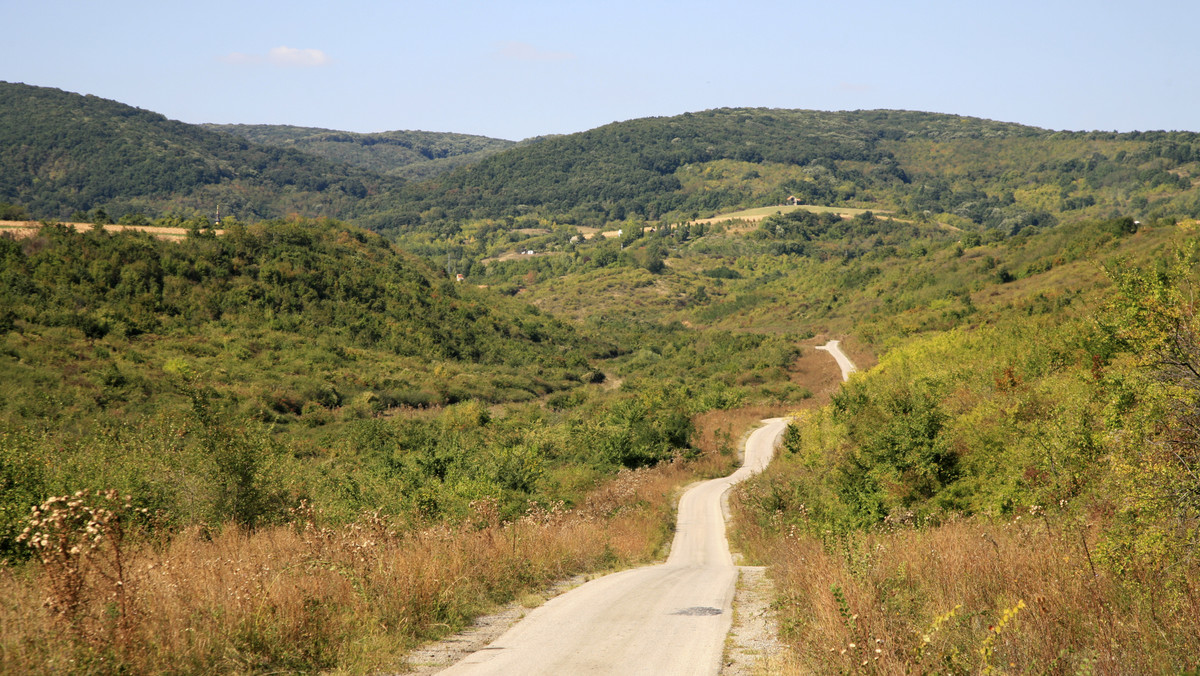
[738,513,1200,674]
[2,455,712,673]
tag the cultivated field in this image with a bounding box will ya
[692,204,885,226]
[0,220,223,239]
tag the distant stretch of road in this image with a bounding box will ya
[816,339,857,381]
[438,341,856,675]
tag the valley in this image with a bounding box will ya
[1,82,1199,674]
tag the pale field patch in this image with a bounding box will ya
[0,220,222,240]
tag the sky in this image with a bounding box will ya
[3,0,1197,141]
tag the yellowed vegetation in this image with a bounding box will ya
[1,458,728,674]
[692,204,883,227]
[0,220,222,239]
[733,514,1199,674]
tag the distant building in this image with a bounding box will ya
[786,196,802,206]
[455,273,465,282]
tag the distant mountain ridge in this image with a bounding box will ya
[3,82,1198,233]
[361,107,1200,236]
[203,124,517,180]
[0,81,401,221]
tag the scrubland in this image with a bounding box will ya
[2,450,746,674]
[731,231,1200,673]
[6,198,1200,675]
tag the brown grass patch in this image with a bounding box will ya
[734,515,1200,674]
[0,220,222,240]
[691,343,847,467]
[694,406,790,460]
[828,334,877,372]
[1,461,706,673]
[790,343,850,402]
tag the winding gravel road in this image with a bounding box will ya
[438,341,855,675]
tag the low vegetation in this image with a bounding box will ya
[731,228,1200,673]
[1,460,713,674]
[6,89,1200,673]
[0,217,771,672]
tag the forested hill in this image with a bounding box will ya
[364,108,1200,237]
[0,82,402,221]
[5,85,1199,238]
[364,109,1046,229]
[0,218,601,426]
[204,124,517,180]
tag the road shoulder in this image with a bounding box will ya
[398,574,588,674]
[723,566,790,675]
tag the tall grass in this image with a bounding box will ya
[731,507,1200,674]
[1,460,699,674]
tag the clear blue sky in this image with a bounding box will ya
[3,0,1196,140]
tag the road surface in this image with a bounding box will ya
[815,339,857,381]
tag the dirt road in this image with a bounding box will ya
[815,339,857,381]
[438,418,789,675]
[435,342,857,675]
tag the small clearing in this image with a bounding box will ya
[481,250,566,264]
[0,220,223,240]
[693,204,887,227]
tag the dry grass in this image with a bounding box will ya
[824,334,877,373]
[694,406,791,460]
[690,343,849,468]
[1,461,704,674]
[691,204,886,227]
[734,512,1200,675]
[0,220,221,240]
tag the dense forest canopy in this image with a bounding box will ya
[5,84,1199,241]
[362,108,1200,237]
[0,82,400,221]
[203,124,518,180]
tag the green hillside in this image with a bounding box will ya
[6,90,1198,244]
[0,219,613,532]
[4,88,1200,673]
[365,108,1200,241]
[204,124,517,180]
[723,217,1200,672]
[407,182,1200,672]
[0,217,797,672]
[0,82,401,221]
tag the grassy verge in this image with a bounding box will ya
[1,454,724,674]
[731,511,1200,674]
[729,246,1200,673]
